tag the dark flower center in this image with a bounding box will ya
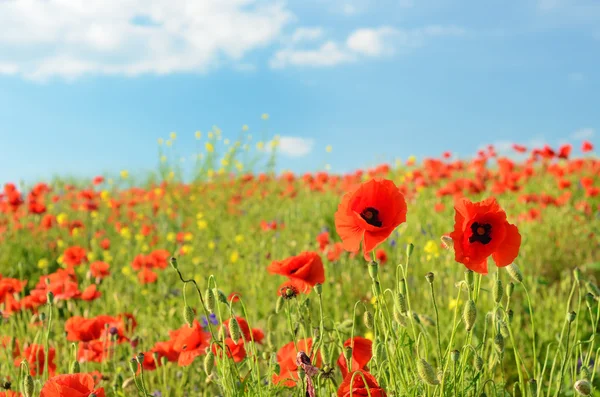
[360,207,382,227]
[469,222,492,245]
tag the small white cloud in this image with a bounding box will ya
[571,127,595,140]
[291,27,324,43]
[277,136,314,157]
[270,41,354,68]
[347,27,398,56]
[0,62,18,75]
[342,4,358,15]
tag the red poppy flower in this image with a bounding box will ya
[337,369,386,397]
[171,320,211,366]
[212,338,247,363]
[90,261,110,279]
[582,140,594,153]
[81,285,101,301]
[374,249,388,265]
[449,197,521,274]
[63,246,87,268]
[14,344,56,376]
[142,340,179,370]
[0,391,21,397]
[337,337,373,378]
[268,252,325,288]
[272,338,320,387]
[40,373,105,397]
[334,179,407,260]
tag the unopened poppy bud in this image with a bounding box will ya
[425,272,434,284]
[507,309,514,323]
[374,342,386,363]
[463,299,477,332]
[493,278,503,304]
[440,235,453,250]
[506,263,523,283]
[417,358,439,385]
[363,311,374,329]
[397,293,408,314]
[399,278,407,295]
[528,379,538,397]
[183,305,195,327]
[46,291,54,305]
[39,312,46,322]
[129,358,138,373]
[581,366,591,380]
[406,243,414,258]
[372,281,381,296]
[89,394,97,397]
[273,363,280,376]
[3,381,11,390]
[275,296,284,313]
[337,319,354,333]
[229,317,242,342]
[204,351,215,376]
[585,293,595,309]
[393,306,407,327]
[23,375,34,397]
[169,257,178,270]
[567,311,576,323]
[412,311,421,325]
[574,379,592,396]
[136,352,145,363]
[450,350,460,362]
[574,268,582,283]
[216,289,228,304]
[368,262,378,279]
[586,281,600,297]
[494,333,504,354]
[474,355,484,371]
[343,346,353,362]
[314,283,322,295]
[500,321,509,338]
[506,282,514,298]
[465,270,474,290]
[419,314,435,327]
[205,288,216,314]
[70,360,80,373]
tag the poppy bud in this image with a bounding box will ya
[169,257,178,270]
[363,311,374,329]
[463,299,477,332]
[493,278,503,304]
[216,289,228,305]
[229,317,242,342]
[204,351,215,376]
[412,311,421,325]
[585,293,595,309]
[129,358,138,373]
[586,281,600,298]
[474,355,484,371]
[47,291,54,305]
[506,263,523,283]
[136,352,145,364]
[528,379,538,397]
[343,346,353,362]
[399,278,407,295]
[581,366,591,380]
[406,243,414,258]
[425,272,434,284]
[574,268,582,283]
[419,314,435,327]
[70,360,80,373]
[372,281,381,296]
[494,333,504,354]
[273,363,280,376]
[450,350,460,362]
[275,296,284,314]
[465,270,474,290]
[39,312,46,322]
[574,379,592,396]
[368,262,378,279]
[567,311,576,323]
[374,342,386,363]
[500,321,509,338]
[23,375,34,397]
[417,358,439,385]
[397,293,408,315]
[205,288,216,314]
[506,282,514,298]
[440,235,453,250]
[314,283,322,295]
[183,305,195,327]
[393,306,407,327]
[337,319,354,333]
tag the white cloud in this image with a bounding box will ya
[0,0,291,81]
[277,136,314,157]
[271,24,464,68]
[571,127,595,140]
[291,27,324,43]
[0,62,18,75]
[342,4,358,15]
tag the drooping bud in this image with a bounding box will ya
[204,351,215,376]
[494,333,504,354]
[463,299,477,332]
[169,257,178,270]
[368,262,378,279]
[128,358,138,374]
[506,263,523,283]
[499,321,509,338]
[70,360,81,373]
[418,314,435,327]
[23,375,34,397]
[229,317,242,342]
[506,282,514,298]
[216,289,228,305]
[493,278,503,304]
[399,278,407,295]
[205,288,216,314]
[574,379,592,396]
[450,350,460,362]
[425,272,435,284]
[397,293,408,315]
[393,306,407,327]
[363,311,374,329]
[474,355,484,371]
[46,291,54,305]
[136,352,145,364]
[275,296,284,314]
[343,346,353,362]
[406,243,414,258]
[586,281,600,298]
[314,283,322,295]
[585,293,596,309]
[567,311,576,323]
[417,358,439,385]
[183,305,195,327]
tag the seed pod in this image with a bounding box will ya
[474,355,484,371]
[183,305,195,327]
[528,379,538,397]
[275,296,284,314]
[397,293,408,315]
[425,272,435,284]
[228,317,242,342]
[463,299,477,332]
[574,379,592,396]
[493,278,503,304]
[204,351,215,376]
[494,333,504,354]
[417,358,439,385]
[506,263,523,283]
[70,360,80,373]
[363,311,374,329]
[465,270,474,290]
[205,288,216,314]
[23,375,34,397]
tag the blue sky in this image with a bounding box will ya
[0,0,598,185]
